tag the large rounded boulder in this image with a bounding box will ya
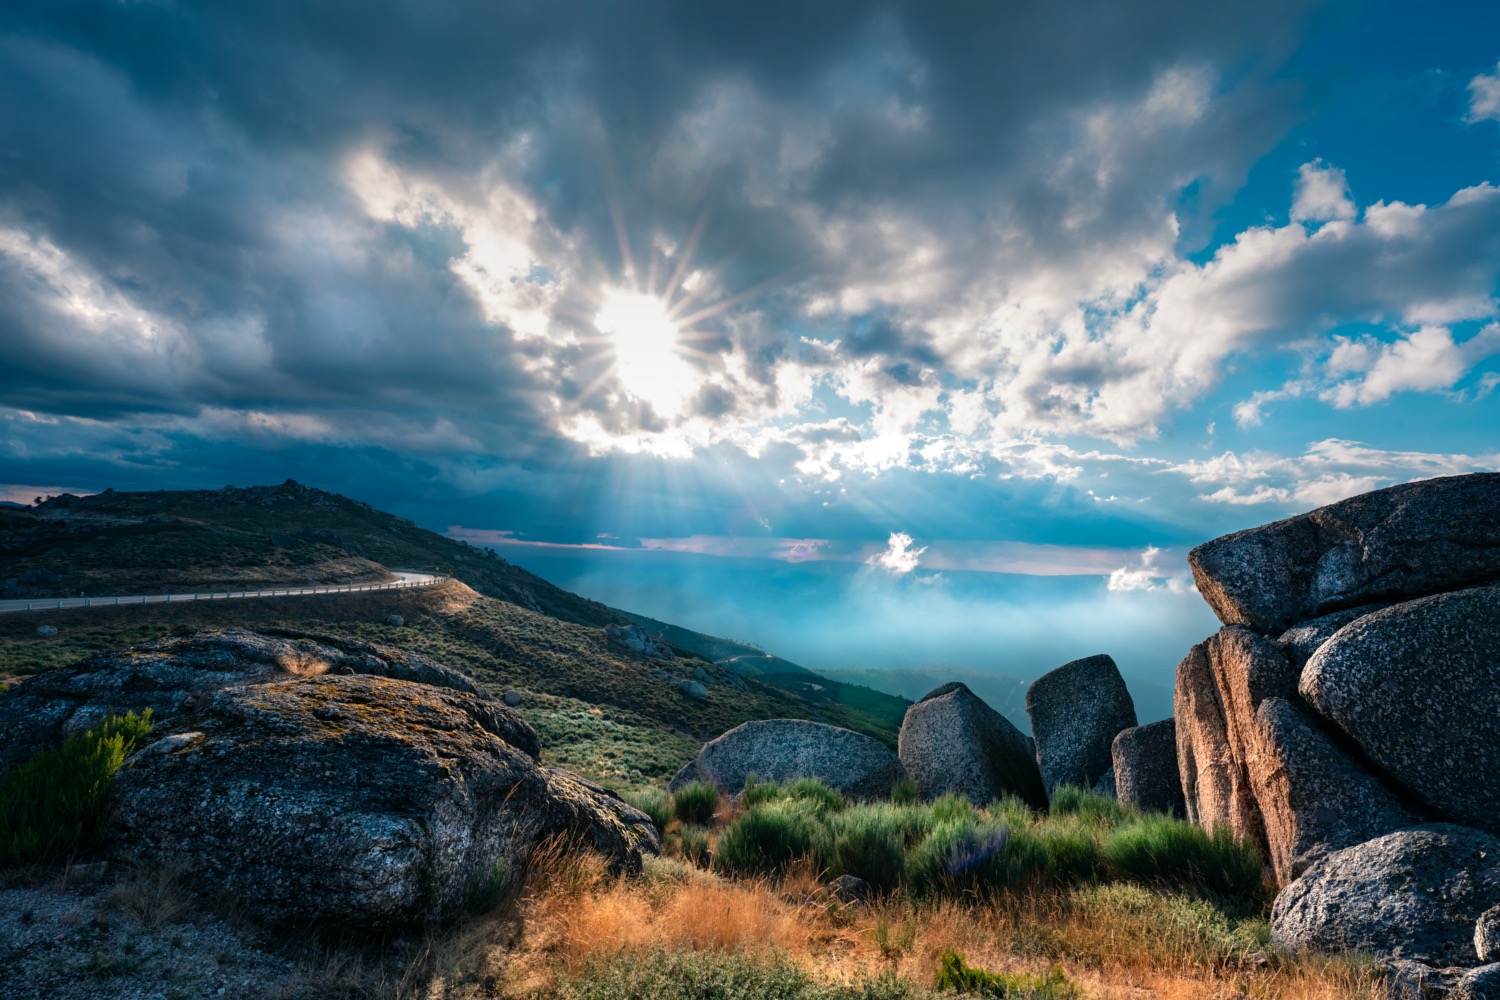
[899,682,1046,809]
[1111,719,1185,817]
[694,719,905,801]
[111,674,656,926]
[1271,825,1500,966]
[1188,472,1500,633]
[1300,585,1500,836]
[1026,654,1136,800]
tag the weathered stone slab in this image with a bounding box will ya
[1026,654,1136,800]
[899,682,1047,809]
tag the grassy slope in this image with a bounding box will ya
[0,580,901,787]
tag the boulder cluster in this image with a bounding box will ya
[0,628,658,928]
[1180,472,1500,984]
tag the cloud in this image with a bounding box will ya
[1468,61,1500,123]
[1167,439,1500,507]
[869,532,926,574]
[1320,324,1500,406]
[1291,160,1355,223]
[1107,546,1194,593]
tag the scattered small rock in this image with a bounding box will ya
[677,680,707,700]
[503,690,523,707]
[828,873,869,903]
[35,625,57,638]
[605,622,674,661]
[385,614,405,627]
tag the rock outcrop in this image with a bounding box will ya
[1300,585,1500,837]
[111,673,656,926]
[1026,654,1136,799]
[1188,473,1500,634]
[1175,626,1416,884]
[1111,719,1185,816]
[1455,964,1500,1000]
[1478,906,1500,964]
[898,682,1046,809]
[1271,825,1500,967]
[695,719,906,801]
[604,623,673,661]
[0,627,520,776]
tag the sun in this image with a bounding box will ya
[594,287,696,417]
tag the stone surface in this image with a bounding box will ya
[1478,906,1500,964]
[385,614,404,627]
[1188,472,1500,633]
[1111,719,1186,817]
[35,625,57,637]
[1379,959,1462,1000]
[1026,654,1136,799]
[1276,605,1385,668]
[1253,696,1418,883]
[1271,825,1500,966]
[1454,965,1500,1000]
[111,674,657,927]
[677,679,708,700]
[503,690,523,707]
[0,627,519,776]
[829,873,869,903]
[898,682,1046,809]
[667,759,702,794]
[1093,767,1117,800]
[1175,626,1415,883]
[1301,585,1500,836]
[697,719,906,801]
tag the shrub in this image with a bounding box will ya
[714,802,830,875]
[740,773,781,809]
[828,805,916,891]
[624,786,672,833]
[1025,822,1101,887]
[783,776,845,815]
[678,824,711,866]
[553,946,934,999]
[986,794,1033,830]
[891,776,919,806]
[934,951,1080,998]
[1048,785,1127,828]
[929,793,980,826]
[671,781,720,826]
[907,816,1010,895]
[0,710,153,867]
[1102,815,1266,903]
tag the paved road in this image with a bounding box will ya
[0,571,447,615]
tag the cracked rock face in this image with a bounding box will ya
[1271,825,1500,967]
[111,673,657,927]
[1026,654,1137,801]
[899,682,1047,809]
[1188,472,1500,633]
[1300,585,1500,837]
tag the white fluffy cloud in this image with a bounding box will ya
[1321,324,1500,406]
[1291,160,1356,223]
[1107,546,1194,593]
[1468,61,1500,123]
[870,532,926,574]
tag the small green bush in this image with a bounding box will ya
[0,710,153,867]
[678,824,711,866]
[672,781,721,826]
[906,816,1010,895]
[929,793,980,826]
[783,776,845,815]
[828,805,917,891]
[714,802,830,875]
[986,794,1033,830]
[934,951,1080,998]
[624,786,672,833]
[891,776,919,806]
[553,946,935,999]
[1103,815,1265,903]
[740,773,781,809]
[1048,785,1127,828]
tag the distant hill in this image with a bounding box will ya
[1,480,909,749]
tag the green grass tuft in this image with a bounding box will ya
[671,781,720,826]
[0,710,154,867]
[1102,815,1266,903]
[892,776,919,806]
[552,946,936,999]
[714,802,831,875]
[1048,785,1128,827]
[934,952,1080,998]
[623,786,671,833]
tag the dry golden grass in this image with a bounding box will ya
[402,847,1385,1000]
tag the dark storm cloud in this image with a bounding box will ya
[0,0,1318,485]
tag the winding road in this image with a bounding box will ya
[0,571,447,615]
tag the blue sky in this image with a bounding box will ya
[3,1,1499,706]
